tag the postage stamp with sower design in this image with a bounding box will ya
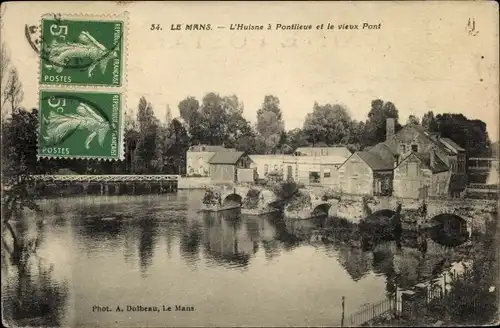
[38,90,123,160]
[40,16,124,86]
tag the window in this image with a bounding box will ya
[458,155,466,173]
[264,164,269,175]
[324,169,331,178]
[400,144,406,153]
[450,159,457,172]
[411,144,418,152]
[309,172,321,183]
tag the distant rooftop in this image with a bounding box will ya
[294,146,352,157]
[439,138,466,153]
[188,145,236,152]
[208,151,246,165]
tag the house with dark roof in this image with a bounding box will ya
[382,118,467,198]
[383,119,466,175]
[337,118,467,198]
[208,151,253,183]
[337,145,395,196]
[186,145,236,177]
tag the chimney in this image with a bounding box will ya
[430,149,435,168]
[386,117,395,141]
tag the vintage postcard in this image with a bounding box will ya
[1,1,499,327]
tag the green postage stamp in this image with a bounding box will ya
[38,90,123,160]
[40,16,124,86]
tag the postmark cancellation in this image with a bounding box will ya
[38,90,124,160]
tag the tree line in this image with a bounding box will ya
[1,45,493,178]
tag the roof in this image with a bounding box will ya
[369,142,396,159]
[399,125,452,155]
[208,151,245,164]
[295,146,352,158]
[188,145,236,152]
[414,152,449,173]
[356,151,394,171]
[439,138,466,153]
[398,152,449,174]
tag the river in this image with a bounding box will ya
[1,190,470,327]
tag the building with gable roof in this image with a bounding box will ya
[393,150,450,198]
[337,143,395,196]
[384,118,468,198]
[338,118,467,198]
[208,151,252,183]
[186,144,236,177]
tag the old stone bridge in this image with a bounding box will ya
[209,183,279,209]
[208,184,498,234]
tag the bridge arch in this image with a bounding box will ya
[429,213,469,233]
[223,193,243,207]
[312,203,332,217]
[428,213,469,246]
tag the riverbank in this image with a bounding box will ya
[178,176,211,189]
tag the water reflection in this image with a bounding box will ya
[180,219,202,267]
[138,217,159,275]
[2,193,482,327]
[203,212,252,269]
[2,258,69,327]
[2,217,69,327]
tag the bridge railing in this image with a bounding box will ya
[29,175,180,182]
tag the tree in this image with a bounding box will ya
[363,99,401,146]
[256,95,285,153]
[178,96,202,144]
[1,108,57,261]
[435,114,491,157]
[422,111,439,132]
[163,118,190,174]
[135,97,160,172]
[124,128,140,173]
[178,93,255,150]
[198,92,231,145]
[303,102,354,146]
[407,115,420,125]
[221,94,255,151]
[1,42,12,118]
[287,128,310,151]
[165,105,173,127]
[2,66,23,119]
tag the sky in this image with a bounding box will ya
[2,1,499,140]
